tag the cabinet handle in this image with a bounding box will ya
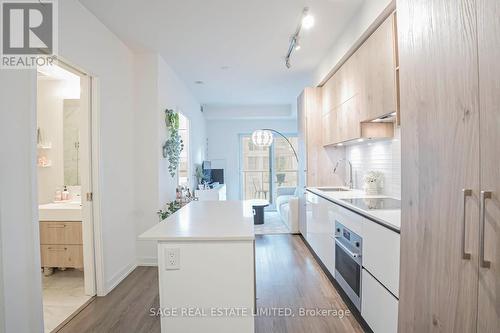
[480,191,492,268]
[47,247,67,251]
[461,189,472,260]
[335,239,361,258]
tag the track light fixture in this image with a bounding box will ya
[285,7,314,69]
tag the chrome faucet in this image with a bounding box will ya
[333,159,353,189]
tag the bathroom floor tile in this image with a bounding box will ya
[42,269,92,332]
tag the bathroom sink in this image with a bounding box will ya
[316,187,350,192]
[39,201,82,221]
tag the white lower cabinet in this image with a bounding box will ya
[307,233,335,275]
[361,219,400,297]
[361,269,398,333]
[306,192,335,275]
[306,190,400,333]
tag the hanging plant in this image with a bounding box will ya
[162,109,184,177]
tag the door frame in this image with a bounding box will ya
[41,58,105,296]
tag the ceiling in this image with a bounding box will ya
[79,0,364,108]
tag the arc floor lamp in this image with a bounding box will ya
[251,129,299,162]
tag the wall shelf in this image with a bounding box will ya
[37,143,52,149]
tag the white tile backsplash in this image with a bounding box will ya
[346,127,401,198]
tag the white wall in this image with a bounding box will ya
[203,104,293,119]
[133,53,160,267]
[134,54,206,266]
[0,218,4,332]
[0,0,138,330]
[314,0,394,85]
[59,0,137,294]
[0,70,44,333]
[37,80,65,203]
[206,118,297,200]
[157,55,206,201]
[346,127,401,198]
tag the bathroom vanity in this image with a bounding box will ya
[139,200,255,333]
[39,201,83,275]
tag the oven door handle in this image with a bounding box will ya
[335,238,362,258]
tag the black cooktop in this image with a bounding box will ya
[341,198,401,210]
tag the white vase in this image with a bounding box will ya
[365,182,378,195]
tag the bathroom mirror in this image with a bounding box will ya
[63,99,81,186]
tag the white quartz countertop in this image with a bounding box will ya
[139,200,255,241]
[307,187,401,231]
[38,201,82,221]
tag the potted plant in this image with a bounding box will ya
[363,171,384,195]
[276,157,287,186]
[157,200,183,222]
[162,109,184,177]
[276,173,286,186]
[194,164,203,186]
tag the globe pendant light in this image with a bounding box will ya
[252,130,273,147]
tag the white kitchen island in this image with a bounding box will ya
[139,200,255,333]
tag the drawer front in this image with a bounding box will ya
[307,233,335,276]
[331,204,363,235]
[40,245,83,268]
[362,219,400,296]
[40,221,82,245]
[361,269,398,333]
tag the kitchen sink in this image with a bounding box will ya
[317,187,350,192]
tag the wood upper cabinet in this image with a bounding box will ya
[477,0,500,331]
[321,13,397,146]
[299,88,323,187]
[358,14,397,122]
[399,0,500,332]
[298,88,345,189]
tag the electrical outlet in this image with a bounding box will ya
[165,248,180,270]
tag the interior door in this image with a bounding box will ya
[397,0,481,332]
[477,0,500,330]
[78,72,97,296]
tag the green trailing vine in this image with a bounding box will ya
[157,200,182,221]
[162,109,184,177]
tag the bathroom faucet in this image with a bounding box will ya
[333,159,353,189]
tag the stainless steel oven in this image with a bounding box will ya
[334,221,362,310]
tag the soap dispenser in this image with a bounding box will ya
[62,186,69,201]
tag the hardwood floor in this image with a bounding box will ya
[255,235,363,333]
[58,235,363,333]
[57,267,160,333]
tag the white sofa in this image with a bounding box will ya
[275,186,299,233]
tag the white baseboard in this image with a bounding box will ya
[137,256,158,267]
[104,262,137,295]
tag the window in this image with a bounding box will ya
[178,113,190,186]
[239,134,297,208]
